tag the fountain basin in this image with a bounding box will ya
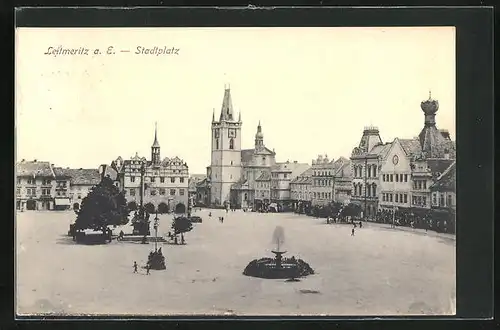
[243,254,314,279]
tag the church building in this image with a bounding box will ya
[208,87,277,208]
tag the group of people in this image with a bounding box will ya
[374,209,453,234]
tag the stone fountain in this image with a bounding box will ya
[243,226,314,279]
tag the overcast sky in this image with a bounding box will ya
[16,27,455,174]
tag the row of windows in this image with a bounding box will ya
[291,185,311,191]
[382,173,409,183]
[314,192,332,200]
[432,193,454,207]
[413,180,428,190]
[382,193,409,204]
[128,188,185,196]
[130,176,185,183]
[353,164,378,178]
[353,183,377,197]
[314,179,333,187]
[412,195,427,206]
[313,170,333,177]
[257,182,270,188]
[272,173,288,179]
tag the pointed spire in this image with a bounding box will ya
[238,110,241,122]
[152,122,160,147]
[429,90,432,99]
[219,85,234,121]
[212,108,215,122]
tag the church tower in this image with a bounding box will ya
[210,86,242,206]
[151,122,161,165]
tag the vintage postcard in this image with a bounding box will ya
[15,26,456,316]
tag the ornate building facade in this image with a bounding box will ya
[16,160,57,211]
[113,125,190,213]
[270,161,310,210]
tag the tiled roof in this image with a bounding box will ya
[334,160,352,178]
[430,161,456,191]
[16,160,55,177]
[399,138,423,157]
[54,168,101,185]
[367,143,392,158]
[231,178,249,190]
[291,167,313,184]
[418,125,455,159]
[426,159,455,176]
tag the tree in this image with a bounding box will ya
[144,203,155,214]
[74,176,128,234]
[171,216,193,244]
[158,202,169,214]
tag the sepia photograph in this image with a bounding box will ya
[15,26,456,316]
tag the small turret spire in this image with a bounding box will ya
[152,122,160,147]
[212,108,215,122]
[429,90,432,99]
[238,110,241,122]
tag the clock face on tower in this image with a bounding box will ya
[392,155,399,165]
[228,129,236,138]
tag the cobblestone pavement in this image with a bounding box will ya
[16,209,456,316]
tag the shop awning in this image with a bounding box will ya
[55,198,71,206]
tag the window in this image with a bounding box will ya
[390,174,393,182]
[395,174,399,182]
[373,166,377,177]
[423,181,427,189]
[180,189,185,196]
[16,188,20,195]
[17,178,21,184]
[395,194,399,203]
[150,190,157,196]
[244,193,248,200]
[130,189,135,196]
[160,177,165,183]
[180,177,184,183]
[131,176,135,183]
[404,174,408,182]
[389,194,393,202]
[77,195,81,199]
[372,184,377,196]
[230,161,233,165]
[284,173,288,179]
[171,177,175,183]
[229,138,234,150]
[170,189,176,196]
[27,178,35,185]
[423,197,427,206]
[447,194,452,207]
[215,139,219,149]
[404,194,408,203]
[440,194,445,206]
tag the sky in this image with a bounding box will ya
[16,27,455,174]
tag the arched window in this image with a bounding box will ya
[229,138,234,150]
[372,183,377,197]
[215,138,219,149]
[373,165,377,177]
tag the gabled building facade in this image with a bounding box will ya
[16,160,56,211]
[113,124,190,213]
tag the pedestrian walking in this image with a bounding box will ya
[146,264,150,275]
[359,221,362,228]
[221,216,224,223]
[133,261,138,273]
[351,228,355,236]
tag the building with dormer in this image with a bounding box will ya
[16,159,57,210]
[112,124,190,213]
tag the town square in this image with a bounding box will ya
[15,27,456,316]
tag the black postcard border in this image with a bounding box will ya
[4,5,495,328]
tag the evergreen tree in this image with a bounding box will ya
[75,176,129,233]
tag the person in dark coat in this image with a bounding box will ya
[351,228,355,236]
[133,261,138,273]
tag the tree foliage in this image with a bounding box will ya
[74,176,128,232]
[172,217,193,235]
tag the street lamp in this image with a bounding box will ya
[153,211,159,251]
[392,155,399,228]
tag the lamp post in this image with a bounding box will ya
[153,212,159,251]
[392,155,399,228]
[140,162,145,209]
